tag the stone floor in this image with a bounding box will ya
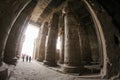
[9,60,101,80]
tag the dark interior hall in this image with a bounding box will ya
[0,0,120,80]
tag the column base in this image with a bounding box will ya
[62,64,85,73]
[4,57,17,65]
[43,60,57,67]
[37,58,44,62]
[0,63,8,80]
[58,60,64,64]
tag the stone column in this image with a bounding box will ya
[78,23,93,65]
[58,14,65,64]
[38,22,48,62]
[17,35,25,57]
[34,27,41,60]
[32,39,37,59]
[43,13,59,66]
[62,1,84,73]
[34,38,40,60]
[3,1,37,65]
[58,31,64,64]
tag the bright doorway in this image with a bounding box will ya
[21,23,39,59]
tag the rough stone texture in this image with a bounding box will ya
[97,0,120,30]
[58,31,64,64]
[83,0,120,79]
[9,60,100,80]
[0,63,8,80]
[30,0,52,22]
[34,38,40,60]
[4,1,36,65]
[58,13,64,64]
[36,0,65,25]
[0,0,120,79]
[0,0,29,63]
[62,0,84,73]
[38,22,48,62]
[7,65,15,79]
[15,4,37,59]
[0,0,36,79]
[44,13,59,66]
[77,7,100,65]
[0,0,29,59]
[16,35,25,58]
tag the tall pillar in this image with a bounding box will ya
[35,38,40,60]
[34,26,42,60]
[3,1,37,65]
[78,23,93,65]
[58,31,64,64]
[38,22,48,62]
[62,1,84,73]
[32,39,37,59]
[17,35,25,58]
[43,13,59,66]
[58,13,65,64]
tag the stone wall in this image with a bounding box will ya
[0,0,37,79]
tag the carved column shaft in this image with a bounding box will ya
[58,13,65,64]
[62,1,84,73]
[38,22,48,62]
[44,13,59,66]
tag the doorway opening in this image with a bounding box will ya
[57,36,61,50]
[21,23,39,59]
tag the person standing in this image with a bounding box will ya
[29,56,32,62]
[26,55,29,62]
[22,54,25,62]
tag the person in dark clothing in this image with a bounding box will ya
[29,56,32,62]
[26,55,29,62]
[22,54,25,62]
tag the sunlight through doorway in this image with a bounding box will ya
[21,23,39,59]
[57,37,61,50]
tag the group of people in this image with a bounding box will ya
[22,54,32,62]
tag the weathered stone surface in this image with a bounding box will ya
[77,10,100,65]
[38,22,48,62]
[58,31,64,64]
[58,13,64,64]
[0,63,8,80]
[62,0,84,73]
[30,0,52,22]
[0,0,37,79]
[0,0,120,79]
[44,13,59,66]
[0,0,29,58]
[4,0,37,65]
[10,60,100,80]
[83,0,120,79]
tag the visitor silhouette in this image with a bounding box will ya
[26,55,29,62]
[29,56,32,62]
[22,54,25,62]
